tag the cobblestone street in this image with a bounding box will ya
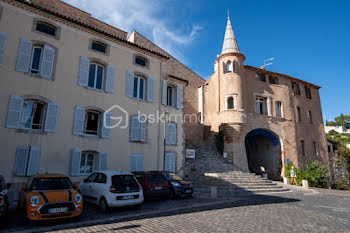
[2,188,350,233]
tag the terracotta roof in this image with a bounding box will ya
[10,0,169,59]
[244,65,321,89]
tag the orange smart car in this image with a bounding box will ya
[20,174,83,221]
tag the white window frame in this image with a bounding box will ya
[166,122,177,145]
[80,151,97,174]
[167,85,176,107]
[29,45,43,75]
[88,63,105,90]
[21,100,46,131]
[255,97,267,115]
[226,61,233,73]
[84,110,102,136]
[275,101,282,118]
[133,76,146,100]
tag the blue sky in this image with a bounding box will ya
[64,0,350,122]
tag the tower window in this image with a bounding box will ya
[36,22,56,36]
[269,75,279,84]
[255,73,266,82]
[255,97,267,115]
[226,61,233,73]
[291,82,301,95]
[91,41,107,54]
[226,96,235,110]
[305,86,312,99]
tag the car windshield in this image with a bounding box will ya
[164,173,183,181]
[29,177,73,190]
[147,173,167,183]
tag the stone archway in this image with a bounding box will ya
[244,129,282,181]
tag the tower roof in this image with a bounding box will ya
[221,12,240,55]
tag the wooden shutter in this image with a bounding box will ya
[40,45,55,79]
[99,152,108,170]
[14,145,30,176]
[176,85,183,109]
[105,64,115,93]
[147,77,155,102]
[16,38,32,72]
[6,95,24,129]
[130,155,137,172]
[130,116,140,141]
[140,117,147,142]
[162,80,167,105]
[165,153,176,173]
[126,70,134,97]
[73,106,85,135]
[101,111,111,138]
[44,102,60,133]
[171,123,177,144]
[26,146,40,176]
[70,148,81,176]
[0,32,8,67]
[78,56,89,87]
[166,123,171,144]
[137,155,144,171]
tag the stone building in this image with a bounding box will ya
[198,15,328,180]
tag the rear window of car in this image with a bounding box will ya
[112,175,139,187]
[29,177,73,190]
[147,173,167,183]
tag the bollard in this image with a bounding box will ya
[210,186,217,198]
[283,177,290,185]
[302,179,309,189]
[262,173,268,179]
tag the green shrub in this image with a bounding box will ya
[303,161,328,188]
[284,162,304,185]
[333,181,350,190]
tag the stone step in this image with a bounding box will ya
[193,187,290,197]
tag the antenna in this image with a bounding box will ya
[228,9,230,20]
[260,58,274,69]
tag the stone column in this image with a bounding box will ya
[267,97,272,116]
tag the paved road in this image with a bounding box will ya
[2,188,350,232]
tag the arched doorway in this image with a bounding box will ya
[245,129,282,181]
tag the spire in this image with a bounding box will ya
[221,12,240,55]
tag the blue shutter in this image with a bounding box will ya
[78,56,89,87]
[14,146,30,176]
[126,70,134,97]
[73,106,85,135]
[176,85,183,109]
[105,64,115,93]
[101,111,111,138]
[6,95,24,129]
[171,123,177,145]
[137,155,144,171]
[140,117,147,142]
[130,155,137,172]
[70,148,81,176]
[45,102,59,133]
[130,154,144,172]
[16,38,32,72]
[0,32,8,67]
[162,80,167,105]
[26,146,40,176]
[99,152,108,170]
[40,45,55,79]
[130,116,140,141]
[165,153,176,173]
[147,77,155,102]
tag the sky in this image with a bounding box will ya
[63,0,350,122]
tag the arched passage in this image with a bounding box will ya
[245,129,282,181]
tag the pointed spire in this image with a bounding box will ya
[221,12,240,55]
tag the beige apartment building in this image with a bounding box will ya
[0,0,187,186]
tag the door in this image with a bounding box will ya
[90,173,107,204]
[80,173,97,202]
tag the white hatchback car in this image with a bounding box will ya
[78,171,143,212]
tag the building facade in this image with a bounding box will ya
[0,0,186,187]
[199,15,328,180]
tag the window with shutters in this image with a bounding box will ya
[130,154,144,172]
[167,85,176,107]
[255,97,267,115]
[134,56,149,68]
[165,152,176,173]
[91,41,107,54]
[30,45,43,74]
[130,115,147,142]
[133,76,146,100]
[88,63,104,90]
[80,151,98,174]
[291,82,301,95]
[275,101,282,117]
[84,110,102,135]
[166,123,177,145]
[35,22,56,37]
[14,145,40,176]
[21,100,45,131]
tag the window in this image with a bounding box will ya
[305,86,312,99]
[312,142,317,156]
[291,82,300,95]
[95,173,107,183]
[133,76,146,100]
[301,140,305,156]
[21,100,45,130]
[88,63,104,90]
[30,46,43,74]
[167,85,176,107]
[275,101,282,117]
[166,123,177,145]
[14,146,40,176]
[297,107,302,122]
[227,96,234,109]
[84,110,101,135]
[130,116,147,142]
[130,154,144,172]
[36,22,56,36]
[255,73,266,82]
[165,152,176,173]
[269,75,279,84]
[91,41,106,54]
[86,173,98,182]
[308,111,313,123]
[80,151,97,174]
[328,145,333,153]
[135,56,147,67]
[255,97,267,115]
[226,61,233,73]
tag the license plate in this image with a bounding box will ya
[122,195,134,200]
[48,207,68,214]
[154,186,162,190]
[185,189,192,193]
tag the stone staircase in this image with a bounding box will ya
[184,141,289,197]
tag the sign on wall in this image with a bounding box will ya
[186,149,195,159]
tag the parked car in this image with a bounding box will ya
[133,171,170,199]
[160,172,193,199]
[78,171,143,212]
[0,175,9,224]
[19,174,83,221]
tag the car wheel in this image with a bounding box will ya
[99,197,109,213]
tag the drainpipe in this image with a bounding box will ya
[157,61,163,170]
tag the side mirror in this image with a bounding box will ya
[73,183,79,189]
[21,184,27,191]
[83,178,88,183]
[6,183,11,189]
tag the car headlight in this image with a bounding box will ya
[171,182,181,187]
[30,196,40,207]
[74,193,82,203]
